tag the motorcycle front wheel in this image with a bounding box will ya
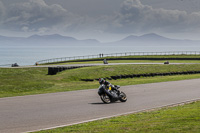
[100,94,111,104]
[119,91,127,102]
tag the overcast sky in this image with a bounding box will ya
[1,0,200,42]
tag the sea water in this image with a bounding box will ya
[1,44,200,66]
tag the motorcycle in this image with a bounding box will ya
[98,84,127,104]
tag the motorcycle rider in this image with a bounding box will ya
[98,78,120,99]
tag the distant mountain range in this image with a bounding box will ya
[112,33,200,46]
[0,33,199,46]
[0,34,100,45]
[120,33,174,42]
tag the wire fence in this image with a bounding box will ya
[36,51,200,65]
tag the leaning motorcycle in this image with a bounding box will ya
[98,84,127,104]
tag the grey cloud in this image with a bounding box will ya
[1,0,200,40]
[0,1,5,22]
[1,0,76,32]
[109,0,200,34]
[0,0,111,35]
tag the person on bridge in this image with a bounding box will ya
[98,78,120,99]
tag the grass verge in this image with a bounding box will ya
[36,100,200,133]
[47,60,200,66]
[1,64,200,98]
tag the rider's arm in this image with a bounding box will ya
[105,81,111,86]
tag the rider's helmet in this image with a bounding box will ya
[99,78,105,84]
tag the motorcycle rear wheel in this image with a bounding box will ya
[100,94,111,104]
[119,91,127,102]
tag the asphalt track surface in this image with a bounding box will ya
[1,79,200,133]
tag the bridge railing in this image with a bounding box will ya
[36,51,200,65]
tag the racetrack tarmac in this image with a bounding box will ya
[0,79,200,133]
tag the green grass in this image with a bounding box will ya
[104,54,200,59]
[36,101,200,133]
[47,60,200,66]
[1,64,200,98]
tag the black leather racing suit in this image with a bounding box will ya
[101,80,118,99]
